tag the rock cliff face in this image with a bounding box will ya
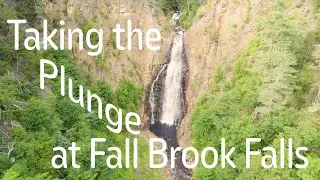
[43,0,319,148]
[178,0,258,147]
[44,0,172,89]
[178,0,318,147]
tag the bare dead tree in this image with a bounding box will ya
[252,109,259,121]
[6,140,15,157]
[0,129,14,157]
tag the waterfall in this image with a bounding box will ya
[148,12,186,126]
[159,32,184,125]
[149,64,167,125]
[147,12,190,180]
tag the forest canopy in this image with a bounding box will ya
[191,1,320,179]
[0,0,161,179]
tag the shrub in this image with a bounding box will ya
[179,0,200,29]
[156,0,200,29]
[313,0,320,11]
[109,29,117,49]
[158,0,179,14]
[81,20,99,44]
[15,0,44,28]
[21,97,60,133]
[116,79,143,112]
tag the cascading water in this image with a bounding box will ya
[149,64,167,125]
[147,13,190,180]
[159,32,184,126]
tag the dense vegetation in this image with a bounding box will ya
[192,1,320,179]
[2,0,320,179]
[0,0,162,179]
[157,0,200,29]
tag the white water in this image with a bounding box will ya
[149,64,167,124]
[148,13,190,180]
[159,32,184,125]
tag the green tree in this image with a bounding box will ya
[21,97,60,134]
[253,10,300,115]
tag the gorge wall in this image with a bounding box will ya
[43,0,319,160]
[179,0,319,148]
[43,0,172,90]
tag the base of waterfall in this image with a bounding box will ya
[149,122,192,179]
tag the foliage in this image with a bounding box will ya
[0,1,162,179]
[157,0,179,13]
[81,20,99,45]
[21,97,60,133]
[313,26,320,43]
[116,79,143,112]
[15,0,44,28]
[252,9,300,115]
[109,29,117,49]
[313,0,320,11]
[97,55,105,68]
[191,1,320,179]
[179,0,200,29]
[157,0,200,29]
[0,156,11,176]
[210,28,218,42]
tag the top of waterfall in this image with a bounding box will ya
[172,13,180,21]
[171,13,180,28]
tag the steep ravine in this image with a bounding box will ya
[147,13,190,180]
[42,0,320,179]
